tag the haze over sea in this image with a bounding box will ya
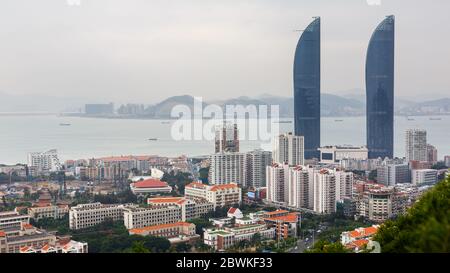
[0,115,448,165]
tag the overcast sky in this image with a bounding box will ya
[0,0,449,104]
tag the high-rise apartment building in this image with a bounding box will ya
[273,133,304,166]
[266,164,352,214]
[245,150,272,188]
[287,166,310,209]
[366,16,395,159]
[27,149,61,174]
[405,129,427,162]
[293,17,321,160]
[215,123,239,153]
[208,152,246,186]
[377,163,410,186]
[266,163,289,204]
[313,169,337,214]
[426,144,438,165]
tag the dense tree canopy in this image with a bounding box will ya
[374,176,450,253]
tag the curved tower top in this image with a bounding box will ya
[366,15,395,159]
[293,17,321,160]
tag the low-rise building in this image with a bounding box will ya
[147,197,214,221]
[0,209,30,230]
[128,222,197,241]
[123,205,182,229]
[203,224,275,251]
[341,225,380,252]
[0,222,88,253]
[130,178,172,195]
[69,203,136,230]
[318,146,368,164]
[261,210,299,240]
[412,169,438,185]
[28,205,69,220]
[185,182,242,209]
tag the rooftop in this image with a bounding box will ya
[129,222,193,234]
[131,178,169,189]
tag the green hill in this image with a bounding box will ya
[374,176,450,253]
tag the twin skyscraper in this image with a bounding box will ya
[293,16,395,160]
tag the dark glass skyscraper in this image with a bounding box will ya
[293,17,321,160]
[366,15,395,159]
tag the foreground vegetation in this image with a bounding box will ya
[374,176,450,253]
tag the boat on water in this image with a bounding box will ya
[429,118,442,121]
[334,120,344,122]
[148,138,158,141]
[161,121,171,124]
[59,123,71,126]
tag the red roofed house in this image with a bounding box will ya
[341,225,380,252]
[262,210,299,240]
[130,178,172,195]
[227,207,243,219]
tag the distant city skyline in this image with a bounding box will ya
[0,0,449,104]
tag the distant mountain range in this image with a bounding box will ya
[1,91,449,117]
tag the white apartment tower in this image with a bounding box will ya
[273,133,304,166]
[27,149,61,173]
[314,170,337,214]
[266,163,289,204]
[287,166,310,209]
[209,152,246,185]
[245,150,272,188]
[405,129,427,162]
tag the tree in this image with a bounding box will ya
[251,233,262,246]
[130,241,151,253]
[307,240,351,253]
[175,242,192,253]
[374,176,450,253]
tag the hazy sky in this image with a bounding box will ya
[0,0,449,104]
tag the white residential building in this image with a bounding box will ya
[27,149,61,174]
[318,146,368,164]
[123,205,182,229]
[405,129,427,162]
[184,182,242,209]
[69,203,136,230]
[147,197,214,221]
[28,205,69,220]
[287,166,310,209]
[204,224,275,251]
[314,170,337,214]
[377,163,410,186]
[209,152,246,186]
[0,210,31,230]
[273,133,304,166]
[245,149,272,188]
[266,163,289,204]
[412,169,438,185]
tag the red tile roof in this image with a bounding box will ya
[185,182,207,189]
[210,184,239,192]
[129,222,194,234]
[132,178,169,189]
[148,197,185,205]
[0,231,6,237]
[349,226,379,239]
[228,207,237,214]
[263,213,299,223]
